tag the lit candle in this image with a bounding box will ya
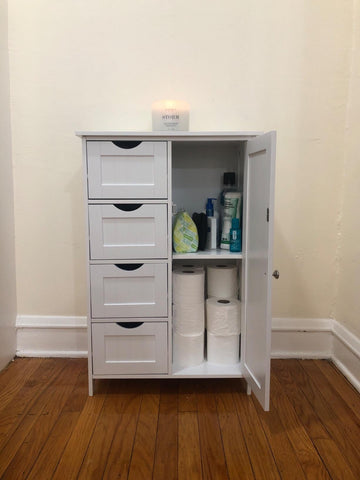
[152,100,189,131]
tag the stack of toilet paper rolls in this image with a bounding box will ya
[206,264,241,364]
[173,267,205,368]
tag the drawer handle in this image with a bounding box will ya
[115,263,143,271]
[112,140,142,149]
[116,322,144,329]
[113,203,142,212]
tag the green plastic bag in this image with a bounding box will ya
[173,211,199,253]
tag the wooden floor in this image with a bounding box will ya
[0,358,359,479]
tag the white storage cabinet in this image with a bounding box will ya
[79,131,276,411]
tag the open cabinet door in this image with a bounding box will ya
[241,131,276,411]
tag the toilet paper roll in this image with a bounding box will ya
[206,297,241,335]
[207,264,238,299]
[173,302,205,335]
[173,269,205,305]
[207,332,240,364]
[173,331,204,368]
[173,263,204,271]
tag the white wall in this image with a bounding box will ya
[336,0,360,337]
[5,1,357,330]
[0,0,16,369]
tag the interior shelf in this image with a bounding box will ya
[173,249,243,260]
[172,361,243,377]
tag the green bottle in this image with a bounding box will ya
[230,218,241,252]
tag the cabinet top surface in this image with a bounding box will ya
[76,131,263,141]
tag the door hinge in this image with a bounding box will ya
[266,208,269,222]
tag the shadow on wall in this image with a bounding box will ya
[271,217,316,319]
[66,166,88,316]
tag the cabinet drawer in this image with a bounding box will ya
[87,141,167,199]
[88,203,168,260]
[90,263,168,318]
[92,322,168,375]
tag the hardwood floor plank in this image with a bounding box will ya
[196,380,229,480]
[0,358,43,413]
[215,380,254,480]
[301,360,360,436]
[178,411,203,480]
[77,380,139,480]
[0,358,67,449]
[0,359,70,477]
[127,380,161,480]
[253,395,307,480]
[26,411,82,480]
[0,415,39,479]
[0,359,83,480]
[232,381,280,480]
[275,358,360,459]
[61,359,89,413]
[270,368,331,479]
[178,379,198,412]
[102,381,142,480]
[153,381,178,480]
[272,359,357,480]
[51,381,110,480]
[293,360,360,477]
[27,362,89,480]
[315,360,360,421]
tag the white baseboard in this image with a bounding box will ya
[272,317,360,392]
[332,321,360,392]
[16,315,360,392]
[271,318,334,359]
[16,315,88,358]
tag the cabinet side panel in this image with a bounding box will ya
[82,138,93,395]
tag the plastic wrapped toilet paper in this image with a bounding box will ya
[173,211,198,253]
[173,269,205,305]
[173,303,205,335]
[206,297,241,335]
[207,332,240,364]
[207,264,238,299]
[173,331,204,368]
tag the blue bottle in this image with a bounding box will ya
[230,218,241,252]
[206,198,214,217]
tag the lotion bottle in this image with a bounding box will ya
[206,198,218,250]
[230,218,241,252]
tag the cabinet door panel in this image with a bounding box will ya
[242,131,276,411]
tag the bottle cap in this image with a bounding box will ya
[231,218,240,229]
[223,172,235,186]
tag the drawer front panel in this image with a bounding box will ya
[92,322,168,374]
[88,203,168,259]
[90,263,168,318]
[87,141,167,199]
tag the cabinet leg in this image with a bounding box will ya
[246,383,251,396]
[88,377,94,396]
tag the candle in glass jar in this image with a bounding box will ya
[152,100,189,131]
